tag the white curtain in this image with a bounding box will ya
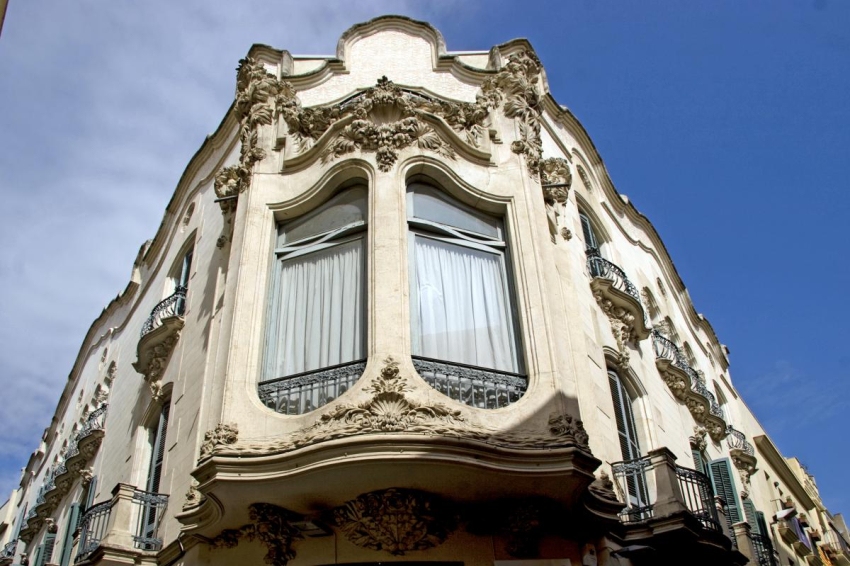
[412,236,517,372]
[271,238,364,377]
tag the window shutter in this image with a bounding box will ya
[580,213,597,251]
[742,498,760,534]
[709,458,742,525]
[756,511,771,539]
[42,531,57,564]
[148,403,170,494]
[83,476,98,511]
[59,503,81,566]
[692,449,706,473]
[32,544,44,566]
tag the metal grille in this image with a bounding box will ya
[141,286,187,337]
[75,500,112,562]
[1,540,17,560]
[611,455,654,523]
[132,489,169,551]
[752,533,778,566]
[675,465,721,532]
[411,356,527,409]
[258,360,366,415]
[585,248,642,304]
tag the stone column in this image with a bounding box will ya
[101,483,138,550]
[733,521,756,563]
[647,447,686,516]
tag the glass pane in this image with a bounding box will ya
[411,236,517,372]
[408,183,501,239]
[269,238,365,377]
[280,186,367,245]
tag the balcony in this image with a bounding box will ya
[412,356,528,409]
[0,540,17,565]
[17,405,107,544]
[751,532,778,566]
[586,249,650,365]
[258,359,368,415]
[727,425,759,482]
[779,516,814,558]
[75,484,169,564]
[652,330,728,441]
[823,529,850,566]
[133,287,185,382]
[611,449,722,533]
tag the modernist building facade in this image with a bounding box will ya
[1,16,847,566]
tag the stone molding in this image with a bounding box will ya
[199,423,239,460]
[203,358,589,459]
[132,317,183,383]
[328,488,456,555]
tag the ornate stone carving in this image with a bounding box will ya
[141,333,180,382]
[216,358,590,457]
[540,157,572,193]
[214,58,291,211]
[480,51,544,175]
[561,227,572,240]
[329,488,455,556]
[594,292,636,369]
[183,481,204,510]
[199,423,239,460]
[105,361,117,384]
[78,467,93,486]
[503,500,545,558]
[576,164,592,191]
[689,426,708,452]
[149,381,165,403]
[588,471,619,503]
[209,503,302,566]
[659,367,690,400]
[45,518,58,534]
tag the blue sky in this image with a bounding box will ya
[1,1,848,514]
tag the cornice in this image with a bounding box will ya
[753,435,815,511]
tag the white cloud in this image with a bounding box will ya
[0,0,468,498]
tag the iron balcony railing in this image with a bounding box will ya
[141,286,187,337]
[77,404,108,440]
[752,532,778,566]
[726,426,755,456]
[823,528,850,555]
[610,455,653,523]
[74,488,169,563]
[132,489,169,551]
[1,540,17,560]
[610,454,721,532]
[585,248,642,305]
[75,499,112,563]
[652,330,724,419]
[259,359,367,415]
[412,356,528,409]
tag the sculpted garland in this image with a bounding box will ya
[214,51,548,209]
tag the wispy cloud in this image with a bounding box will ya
[0,0,468,498]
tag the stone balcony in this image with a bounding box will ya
[74,483,169,565]
[586,249,650,367]
[822,529,850,566]
[133,286,185,383]
[651,331,728,441]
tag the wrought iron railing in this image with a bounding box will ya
[610,455,654,523]
[726,426,755,456]
[75,499,112,562]
[585,248,642,304]
[25,508,36,521]
[652,330,725,419]
[0,540,17,560]
[132,489,169,551]
[259,359,366,415]
[141,286,187,337]
[412,356,528,409]
[752,532,778,566]
[675,465,722,532]
[77,404,108,440]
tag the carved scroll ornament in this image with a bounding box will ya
[594,292,636,369]
[210,503,302,566]
[199,423,239,460]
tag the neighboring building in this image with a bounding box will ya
[0,15,846,566]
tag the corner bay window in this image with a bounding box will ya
[407,182,526,409]
[259,186,367,415]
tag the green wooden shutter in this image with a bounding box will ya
[147,402,170,494]
[709,458,742,525]
[692,449,706,474]
[59,503,81,566]
[32,544,44,566]
[742,498,760,534]
[42,531,57,564]
[756,511,771,539]
[84,476,98,510]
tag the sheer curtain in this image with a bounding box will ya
[270,238,365,377]
[412,236,517,372]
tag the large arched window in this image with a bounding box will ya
[407,182,526,409]
[259,185,368,415]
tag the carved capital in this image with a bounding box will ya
[329,488,455,555]
[689,426,708,452]
[199,423,239,460]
